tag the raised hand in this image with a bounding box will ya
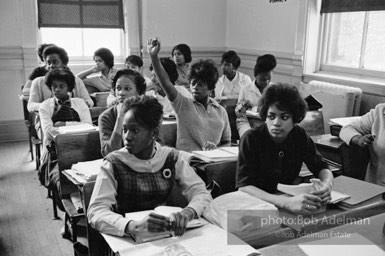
[147,37,161,57]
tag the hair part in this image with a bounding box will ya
[121,95,163,130]
[43,45,69,65]
[112,69,146,94]
[45,68,75,91]
[172,43,192,63]
[221,50,241,69]
[94,48,114,69]
[254,54,277,77]
[125,55,143,68]
[189,59,219,90]
[259,82,307,124]
[150,57,178,84]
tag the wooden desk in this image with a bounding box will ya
[193,159,237,196]
[260,212,385,256]
[311,134,343,166]
[311,134,369,180]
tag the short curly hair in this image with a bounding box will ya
[149,58,178,85]
[38,43,55,62]
[189,59,219,90]
[259,82,307,124]
[221,50,241,70]
[172,44,192,63]
[112,69,146,95]
[254,54,277,77]
[125,55,143,68]
[121,95,163,130]
[43,45,69,65]
[45,68,75,91]
[94,48,114,69]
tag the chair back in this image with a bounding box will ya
[55,130,102,197]
[89,106,108,126]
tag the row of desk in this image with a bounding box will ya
[47,111,384,255]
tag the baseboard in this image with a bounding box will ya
[0,120,29,143]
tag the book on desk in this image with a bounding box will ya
[57,123,98,134]
[192,147,238,163]
[333,175,385,210]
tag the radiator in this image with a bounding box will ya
[298,81,362,133]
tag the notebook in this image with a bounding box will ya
[192,147,238,163]
[298,232,385,256]
[57,123,97,134]
[333,176,385,210]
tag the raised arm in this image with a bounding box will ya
[147,38,178,101]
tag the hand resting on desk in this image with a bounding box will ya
[125,208,194,237]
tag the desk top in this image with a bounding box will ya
[102,223,259,256]
[260,212,385,256]
[311,134,343,149]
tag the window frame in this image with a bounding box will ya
[37,27,126,64]
[319,11,385,80]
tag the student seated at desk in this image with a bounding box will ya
[22,43,55,96]
[27,45,94,112]
[106,54,151,107]
[236,83,334,215]
[172,43,192,89]
[214,50,252,100]
[146,57,192,114]
[235,54,276,137]
[77,47,117,93]
[147,37,231,152]
[99,69,146,157]
[340,103,385,186]
[39,68,92,209]
[88,95,211,236]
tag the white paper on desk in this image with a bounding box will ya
[114,224,260,256]
[278,183,315,196]
[65,169,88,184]
[71,159,103,179]
[299,233,385,256]
[328,116,361,127]
[277,183,350,204]
[57,123,97,134]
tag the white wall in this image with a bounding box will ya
[226,0,306,85]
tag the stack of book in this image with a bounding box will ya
[57,123,98,134]
[65,159,103,184]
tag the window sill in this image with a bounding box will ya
[303,72,385,96]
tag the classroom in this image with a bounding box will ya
[1,0,385,256]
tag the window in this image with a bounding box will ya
[320,11,385,78]
[39,27,125,62]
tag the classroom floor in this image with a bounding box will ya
[0,141,78,256]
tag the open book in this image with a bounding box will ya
[125,206,208,244]
[57,123,97,134]
[192,147,238,162]
[277,183,350,204]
